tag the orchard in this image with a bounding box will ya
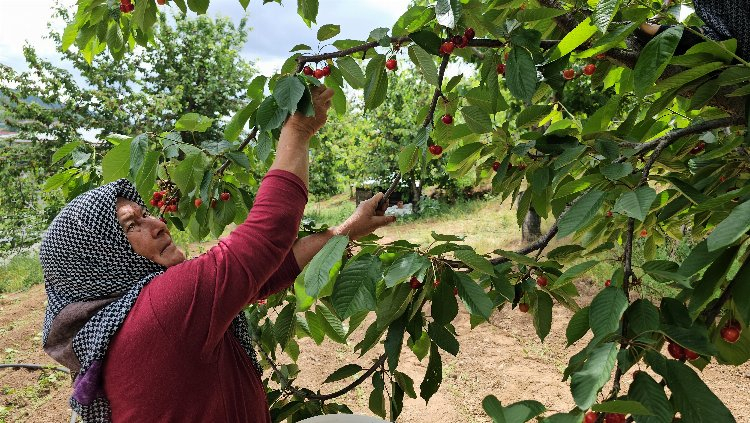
[19,0,750,421]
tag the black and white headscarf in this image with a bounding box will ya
[40,178,260,422]
[693,0,750,60]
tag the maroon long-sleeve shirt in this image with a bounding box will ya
[103,170,307,422]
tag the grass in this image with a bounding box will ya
[0,252,43,294]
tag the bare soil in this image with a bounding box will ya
[2,281,750,422]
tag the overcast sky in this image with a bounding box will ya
[0,0,410,76]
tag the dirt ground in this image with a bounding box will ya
[2,281,750,422]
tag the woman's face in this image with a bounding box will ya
[115,197,186,267]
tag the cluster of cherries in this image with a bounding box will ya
[561,54,606,80]
[149,190,178,214]
[410,276,459,296]
[439,27,476,55]
[584,411,626,423]
[492,161,526,172]
[119,0,135,13]
[302,65,331,79]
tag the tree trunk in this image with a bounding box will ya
[522,206,542,243]
[409,176,421,213]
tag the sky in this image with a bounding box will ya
[0,0,411,76]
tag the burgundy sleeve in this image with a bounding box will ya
[144,170,307,359]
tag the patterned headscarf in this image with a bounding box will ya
[40,178,260,422]
[693,0,750,60]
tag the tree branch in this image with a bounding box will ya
[217,126,258,176]
[0,363,69,373]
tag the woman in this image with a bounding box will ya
[39,86,396,422]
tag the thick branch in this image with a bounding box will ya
[490,222,559,265]
[0,363,69,373]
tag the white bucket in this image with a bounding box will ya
[297,415,391,423]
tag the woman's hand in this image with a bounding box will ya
[284,85,334,140]
[333,192,397,241]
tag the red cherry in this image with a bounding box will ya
[492,161,500,171]
[321,65,331,76]
[536,276,548,287]
[518,303,530,313]
[595,53,607,60]
[433,278,440,288]
[440,41,454,55]
[496,63,505,75]
[385,59,397,71]
[429,144,443,156]
[464,27,475,40]
[152,191,163,201]
[453,287,458,296]
[441,114,453,125]
[127,3,134,12]
[605,279,611,287]
[210,199,217,209]
[584,412,598,423]
[457,35,469,48]
[640,229,648,238]
[157,0,166,5]
[690,141,706,154]
[721,326,741,343]
[166,204,177,213]
[409,276,422,290]
[583,64,596,76]
[257,299,267,305]
[303,66,313,76]
[504,51,509,61]
[149,199,158,207]
[313,69,325,79]
[685,349,700,361]
[157,200,166,208]
[667,342,686,360]
[720,176,727,183]
[451,35,463,46]
[220,192,231,201]
[604,413,626,423]
[517,163,527,170]
[194,198,203,208]
[562,68,576,80]
[606,210,613,218]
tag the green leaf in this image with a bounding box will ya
[428,322,459,355]
[385,315,406,371]
[224,101,257,142]
[646,62,724,95]
[331,255,380,320]
[629,371,674,423]
[504,400,546,422]
[384,253,428,287]
[532,291,553,342]
[516,105,553,128]
[317,24,340,41]
[482,396,507,423]
[633,26,683,97]
[273,76,306,113]
[398,144,420,174]
[171,151,204,195]
[408,45,439,86]
[660,324,716,357]
[627,299,660,336]
[446,142,483,176]
[101,137,133,183]
[304,235,349,297]
[613,187,657,222]
[453,249,494,275]
[432,273,459,325]
[556,190,606,238]
[506,47,537,103]
[274,302,296,350]
[664,360,735,423]
[175,113,213,132]
[570,342,618,410]
[554,260,598,288]
[706,200,750,251]
[409,30,442,56]
[375,284,412,330]
[134,151,159,203]
[420,343,442,402]
[297,0,318,26]
[548,17,598,62]
[461,105,493,133]
[456,272,493,320]
[516,7,566,22]
[256,96,287,131]
[435,0,460,29]
[601,162,633,181]
[591,0,622,32]
[336,56,365,89]
[364,54,388,110]
[589,287,628,337]
[304,311,325,344]
[187,0,209,13]
[52,141,83,164]
[323,364,362,384]
[566,306,590,346]
[591,400,652,416]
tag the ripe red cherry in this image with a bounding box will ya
[583,64,596,76]
[149,199,158,207]
[584,412,598,423]
[536,276,548,287]
[194,198,203,208]
[313,68,325,79]
[690,141,706,154]
[562,68,576,80]
[210,199,217,208]
[685,349,700,361]
[303,66,313,76]
[721,325,741,343]
[429,144,443,156]
[606,210,613,218]
[595,53,607,60]
[453,287,458,296]
[220,192,231,201]
[492,161,501,171]
[640,229,648,238]
[519,303,530,313]
[152,191,163,201]
[321,66,331,76]
[667,342,686,360]
[157,0,166,5]
[464,27,475,40]
[496,63,505,75]
[167,204,178,213]
[385,59,397,71]
[409,276,422,290]
[605,413,626,423]
[456,35,468,48]
[452,35,463,46]
[433,278,440,288]
[441,114,453,125]
[720,175,727,183]
[441,41,454,55]
[605,279,611,287]
[157,200,166,208]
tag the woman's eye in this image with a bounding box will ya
[126,223,136,232]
